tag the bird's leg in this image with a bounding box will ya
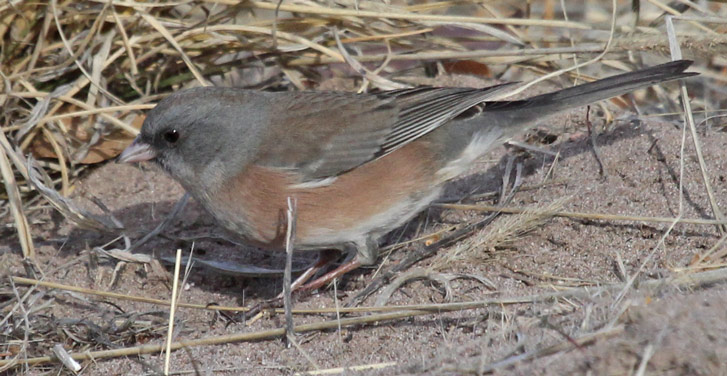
[286,249,338,293]
[244,241,376,319]
[271,247,346,300]
[242,250,339,320]
[298,258,362,292]
[298,238,377,292]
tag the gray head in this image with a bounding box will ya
[118,87,271,190]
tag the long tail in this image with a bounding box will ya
[485,60,696,132]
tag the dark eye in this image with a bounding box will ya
[163,129,179,144]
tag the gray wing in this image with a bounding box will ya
[261,83,516,181]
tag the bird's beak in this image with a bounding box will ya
[117,137,157,163]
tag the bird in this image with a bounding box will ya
[118,60,696,291]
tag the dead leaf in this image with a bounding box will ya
[443,60,491,77]
[31,106,143,164]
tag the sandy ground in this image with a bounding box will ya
[3,74,727,375]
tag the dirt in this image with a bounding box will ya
[3,73,727,375]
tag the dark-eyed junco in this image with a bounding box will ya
[118,60,695,290]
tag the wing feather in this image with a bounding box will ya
[262,83,516,181]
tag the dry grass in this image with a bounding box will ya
[2,0,727,374]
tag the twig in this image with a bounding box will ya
[647,0,716,35]
[51,344,81,373]
[5,90,139,135]
[585,105,607,176]
[243,1,591,29]
[176,25,344,62]
[137,11,209,87]
[495,0,618,101]
[287,44,612,66]
[7,266,727,330]
[49,0,125,106]
[435,203,727,226]
[333,278,342,344]
[283,197,297,344]
[111,4,138,76]
[164,249,183,375]
[0,309,460,367]
[39,126,69,195]
[332,27,409,90]
[666,16,725,234]
[293,361,397,376]
[0,130,35,261]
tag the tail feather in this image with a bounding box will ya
[485,60,696,130]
